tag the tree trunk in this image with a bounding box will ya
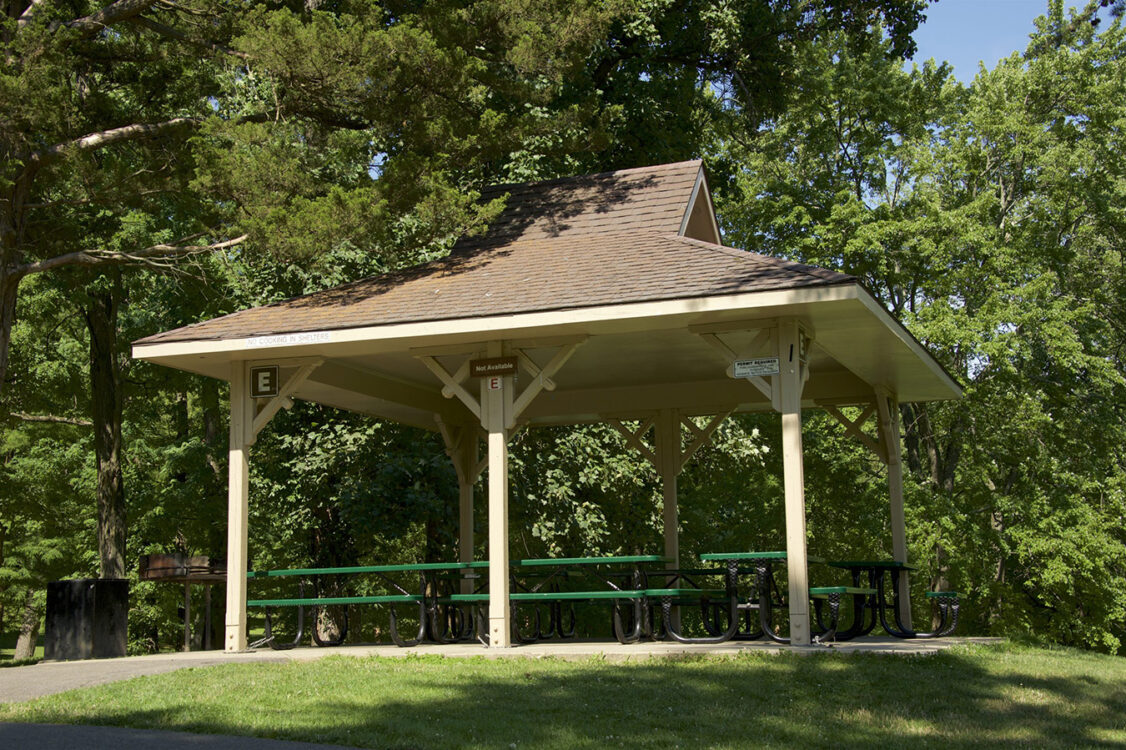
[0,522,7,627]
[202,378,221,473]
[13,587,40,660]
[85,272,126,579]
[931,541,951,630]
[0,270,20,403]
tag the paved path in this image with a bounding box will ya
[0,636,1000,704]
[0,723,356,749]
[0,651,291,704]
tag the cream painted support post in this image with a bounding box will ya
[778,320,811,646]
[225,362,253,652]
[458,434,478,562]
[459,434,478,594]
[438,419,485,595]
[655,409,680,568]
[484,342,512,647]
[655,409,681,629]
[877,388,913,629]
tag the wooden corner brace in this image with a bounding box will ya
[418,356,481,419]
[821,402,887,464]
[696,328,775,402]
[608,409,733,475]
[508,340,583,429]
[248,359,323,445]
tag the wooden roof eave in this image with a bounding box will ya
[131,281,961,429]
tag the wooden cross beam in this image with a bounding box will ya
[696,330,775,402]
[421,338,584,431]
[609,410,734,475]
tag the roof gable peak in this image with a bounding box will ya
[678,164,721,244]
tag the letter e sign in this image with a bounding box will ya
[486,375,503,391]
[250,366,279,398]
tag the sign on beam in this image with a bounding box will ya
[250,366,279,398]
[470,357,518,377]
[733,357,779,378]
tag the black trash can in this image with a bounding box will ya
[44,579,128,660]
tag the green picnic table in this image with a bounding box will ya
[827,560,959,638]
[693,552,874,644]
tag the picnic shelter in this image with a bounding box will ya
[131,160,962,649]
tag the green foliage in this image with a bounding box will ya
[716,5,1126,650]
[15,0,1124,658]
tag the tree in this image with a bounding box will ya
[0,275,95,656]
[716,1,1126,650]
[2,0,932,649]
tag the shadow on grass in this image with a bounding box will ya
[8,646,1126,749]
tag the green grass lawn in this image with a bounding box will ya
[1,643,1124,748]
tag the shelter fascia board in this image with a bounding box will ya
[131,284,860,364]
[851,290,962,400]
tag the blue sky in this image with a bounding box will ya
[911,0,1082,80]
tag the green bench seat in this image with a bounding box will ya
[809,586,876,598]
[926,590,959,598]
[508,588,726,602]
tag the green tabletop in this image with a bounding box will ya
[248,561,486,578]
[827,560,915,571]
[700,551,826,564]
[515,555,673,567]
[248,556,673,578]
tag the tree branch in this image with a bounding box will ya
[28,117,201,169]
[129,15,249,59]
[10,412,92,427]
[23,187,175,209]
[17,0,51,29]
[66,0,160,39]
[19,233,248,277]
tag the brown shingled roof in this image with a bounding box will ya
[135,161,854,346]
[458,160,701,248]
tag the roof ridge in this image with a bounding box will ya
[666,234,855,284]
[481,160,702,195]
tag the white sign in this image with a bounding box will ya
[246,331,333,348]
[486,376,503,391]
[733,357,779,378]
